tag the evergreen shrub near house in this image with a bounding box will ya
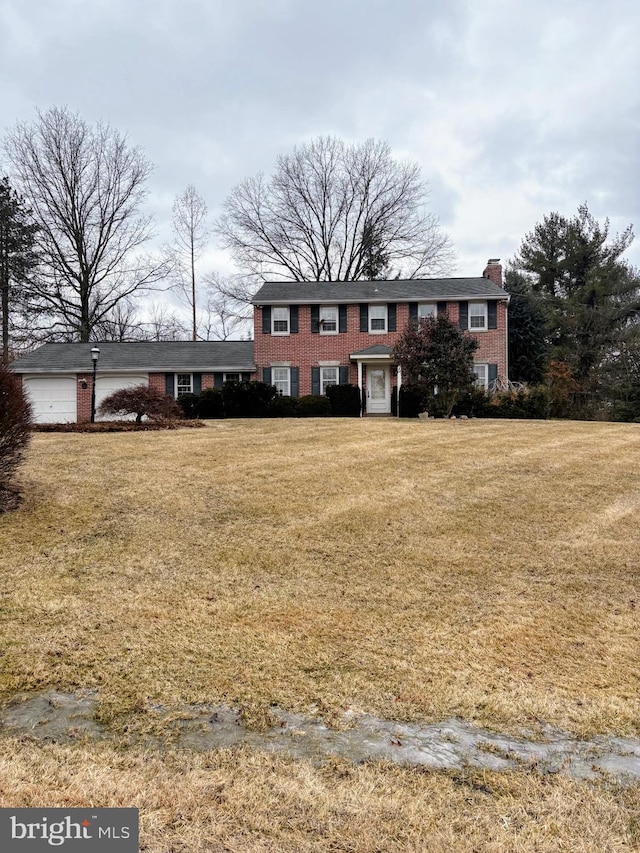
[296,395,332,417]
[198,389,225,419]
[0,363,31,503]
[266,395,300,418]
[177,393,200,419]
[326,383,361,417]
[397,384,425,418]
[222,381,277,418]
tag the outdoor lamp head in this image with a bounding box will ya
[90,347,100,362]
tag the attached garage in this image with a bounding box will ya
[23,375,77,424]
[95,374,148,420]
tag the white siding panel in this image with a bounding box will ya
[23,375,77,424]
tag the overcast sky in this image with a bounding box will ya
[1,0,639,288]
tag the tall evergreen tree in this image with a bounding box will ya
[512,204,639,395]
[0,177,39,363]
[504,265,548,384]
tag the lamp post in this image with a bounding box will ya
[90,346,100,423]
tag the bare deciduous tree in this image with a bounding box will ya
[3,107,169,342]
[216,136,454,286]
[171,185,208,340]
[200,272,252,340]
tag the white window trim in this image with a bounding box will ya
[473,363,488,389]
[319,305,339,335]
[272,306,290,336]
[369,304,387,334]
[175,373,193,395]
[320,366,339,395]
[469,301,488,331]
[272,366,291,396]
[418,303,437,319]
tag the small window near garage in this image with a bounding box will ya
[369,304,387,333]
[223,372,241,382]
[469,302,488,330]
[473,364,488,389]
[320,366,339,394]
[272,367,290,396]
[176,374,193,395]
[272,307,290,335]
[418,303,437,320]
[319,306,338,334]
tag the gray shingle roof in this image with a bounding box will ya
[10,341,256,373]
[350,345,393,357]
[252,278,508,304]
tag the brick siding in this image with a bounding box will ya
[255,300,508,396]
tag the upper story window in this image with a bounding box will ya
[369,304,387,333]
[272,367,290,396]
[319,306,338,334]
[176,374,193,395]
[469,302,488,330]
[272,307,290,335]
[418,303,437,320]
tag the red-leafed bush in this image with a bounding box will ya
[98,385,181,423]
[0,364,31,509]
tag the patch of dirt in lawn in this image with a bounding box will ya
[0,484,22,514]
[2,691,639,783]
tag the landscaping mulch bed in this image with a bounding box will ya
[32,419,205,433]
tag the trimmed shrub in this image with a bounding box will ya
[222,381,277,418]
[177,393,200,419]
[198,389,225,419]
[296,395,332,417]
[0,365,31,495]
[452,388,491,418]
[267,395,299,418]
[487,385,551,419]
[326,383,361,417]
[398,384,424,418]
[98,385,181,423]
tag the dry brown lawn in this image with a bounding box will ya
[1,418,639,850]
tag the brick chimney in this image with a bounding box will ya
[483,258,503,288]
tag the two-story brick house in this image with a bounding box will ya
[11,260,509,422]
[253,259,509,415]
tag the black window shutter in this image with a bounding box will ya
[214,373,223,389]
[193,373,202,394]
[263,367,272,385]
[290,305,299,333]
[488,364,498,384]
[165,373,174,397]
[241,372,251,382]
[339,305,347,333]
[388,303,397,332]
[311,367,320,395]
[459,301,469,330]
[262,306,271,335]
[360,304,368,332]
[339,366,349,385]
[437,301,447,316]
[311,305,320,333]
[409,302,418,321]
[488,301,497,329]
[290,367,299,397]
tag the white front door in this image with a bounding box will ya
[366,366,390,414]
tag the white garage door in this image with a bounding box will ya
[96,374,149,420]
[23,375,77,424]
